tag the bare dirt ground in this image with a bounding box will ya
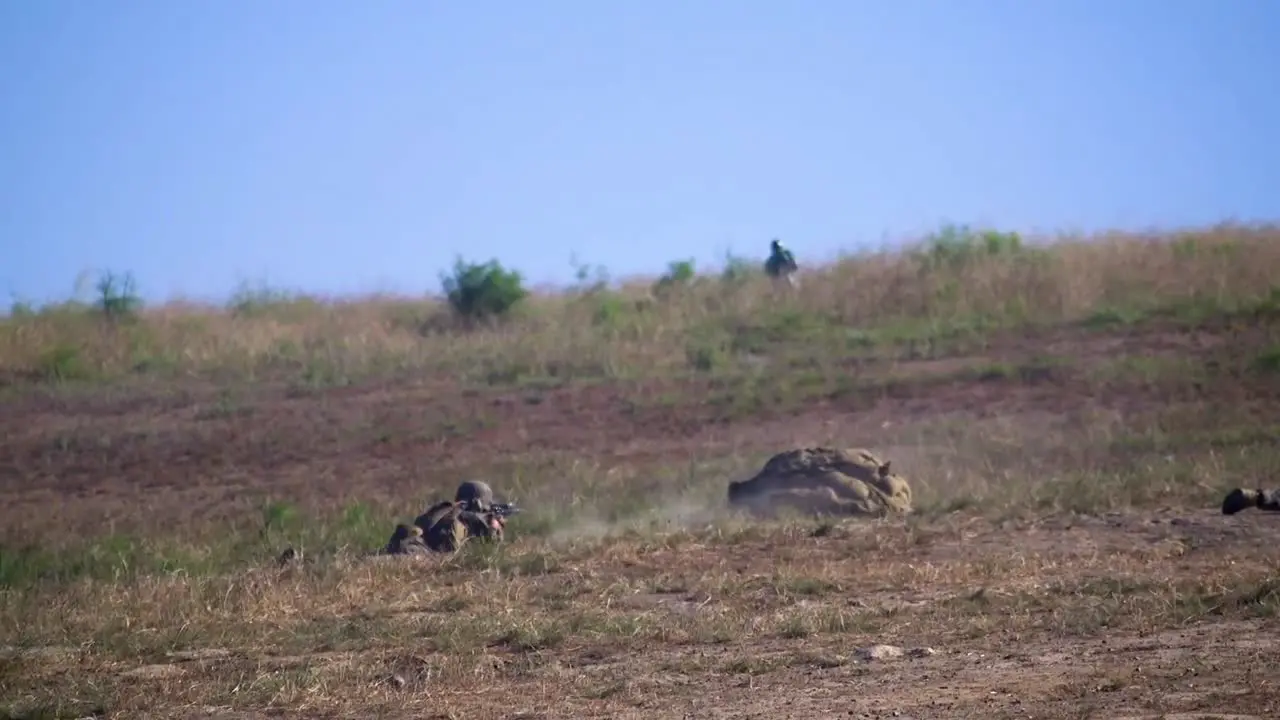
[9,511,1278,719]
[2,320,1274,530]
[3,319,1280,719]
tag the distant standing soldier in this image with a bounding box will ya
[764,239,799,288]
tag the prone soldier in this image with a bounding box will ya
[404,480,522,553]
[384,523,431,556]
[1221,488,1280,515]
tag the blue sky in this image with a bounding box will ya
[3,0,1278,305]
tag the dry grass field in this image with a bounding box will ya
[3,224,1280,719]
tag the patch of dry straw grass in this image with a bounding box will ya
[4,507,1279,717]
[2,224,1277,385]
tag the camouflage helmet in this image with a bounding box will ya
[455,480,495,510]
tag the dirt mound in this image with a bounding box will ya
[727,447,912,518]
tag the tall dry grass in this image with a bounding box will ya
[3,224,1278,390]
[6,225,1280,718]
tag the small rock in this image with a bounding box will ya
[855,644,905,662]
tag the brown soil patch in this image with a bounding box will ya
[4,318,1280,718]
[10,510,1279,719]
[2,322,1275,536]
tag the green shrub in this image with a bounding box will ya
[7,297,35,318]
[38,344,91,382]
[569,256,612,294]
[915,224,1024,271]
[226,281,315,320]
[653,259,697,296]
[720,252,759,284]
[95,270,143,320]
[441,257,529,321]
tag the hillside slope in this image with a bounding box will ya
[3,225,1280,719]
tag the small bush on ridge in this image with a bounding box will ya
[441,257,529,321]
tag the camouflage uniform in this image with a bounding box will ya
[1221,488,1280,515]
[728,447,913,519]
[383,523,431,555]
[411,480,507,553]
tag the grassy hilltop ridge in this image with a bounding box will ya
[3,222,1280,391]
[4,222,1280,719]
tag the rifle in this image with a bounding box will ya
[457,498,523,519]
[489,501,523,519]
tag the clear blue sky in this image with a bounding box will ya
[4,0,1278,305]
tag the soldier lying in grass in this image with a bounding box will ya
[384,523,431,555]
[1221,488,1280,515]
[384,480,520,555]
